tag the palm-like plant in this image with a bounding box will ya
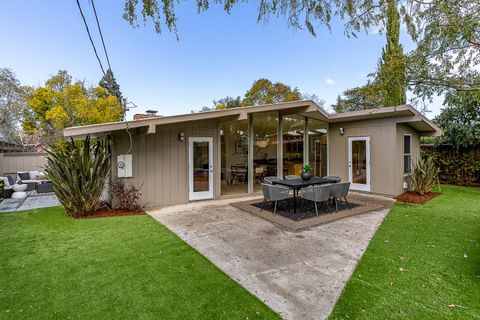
[410,156,440,196]
[45,136,111,217]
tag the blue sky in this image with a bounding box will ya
[0,1,442,119]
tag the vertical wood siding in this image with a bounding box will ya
[0,153,48,176]
[112,119,218,207]
[329,119,399,196]
[395,123,420,195]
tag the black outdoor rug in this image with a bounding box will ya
[252,199,361,221]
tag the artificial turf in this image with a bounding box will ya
[0,207,279,319]
[329,185,480,320]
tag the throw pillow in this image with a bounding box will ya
[7,176,14,186]
[18,172,30,180]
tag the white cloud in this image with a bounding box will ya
[325,78,336,85]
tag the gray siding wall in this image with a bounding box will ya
[111,119,218,207]
[329,118,398,196]
[395,123,420,195]
[111,116,423,207]
[0,153,48,176]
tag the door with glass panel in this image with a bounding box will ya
[189,137,213,201]
[348,137,370,191]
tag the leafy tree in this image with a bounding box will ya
[23,70,123,145]
[332,81,383,113]
[99,69,123,103]
[376,0,406,106]
[434,91,480,148]
[334,0,405,112]
[214,96,242,110]
[0,68,28,144]
[301,92,325,106]
[122,0,479,99]
[242,78,301,106]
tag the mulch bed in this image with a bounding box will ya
[75,207,146,219]
[397,191,439,205]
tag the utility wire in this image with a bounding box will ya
[75,0,106,76]
[90,0,112,71]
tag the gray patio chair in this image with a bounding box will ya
[324,175,341,183]
[264,176,279,184]
[261,183,290,214]
[285,175,301,180]
[330,182,351,211]
[300,184,333,216]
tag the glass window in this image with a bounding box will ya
[282,115,304,177]
[253,112,278,192]
[308,119,328,177]
[404,135,412,174]
[352,140,367,184]
[220,120,248,195]
[192,141,210,192]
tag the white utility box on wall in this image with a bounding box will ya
[117,154,132,178]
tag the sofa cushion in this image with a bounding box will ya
[29,170,43,180]
[6,176,14,186]
[21,180,38,184]
[18,172,30,180]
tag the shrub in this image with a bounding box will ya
[410,156,440,195]
[425,150,480,186]
[110,177,145,212]
[45,135,111,217]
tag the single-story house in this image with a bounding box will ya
[63,100,441,207]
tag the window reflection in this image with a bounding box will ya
[220,120,248,195]
[308,119,328,177]
[283,115,304,177]
[253,112,278,192]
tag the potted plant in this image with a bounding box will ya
[301,164,313,181]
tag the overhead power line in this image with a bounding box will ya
[75,0,106,76]
[90,0,112,71]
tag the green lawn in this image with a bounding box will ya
[0,207,279,319]
[330,185,480,320]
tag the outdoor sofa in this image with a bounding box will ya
[1,171,54,198]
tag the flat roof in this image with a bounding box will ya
[63,100,442,137]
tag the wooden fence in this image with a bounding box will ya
[0,152,48,176]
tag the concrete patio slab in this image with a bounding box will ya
[0,194,59,212]
[17,194,59,211]
[148,193,394,320]
[0,198,24,212]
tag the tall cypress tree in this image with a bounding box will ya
[377,0,406,106]
[99,69,123,103]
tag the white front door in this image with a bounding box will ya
[348,137,371,192]
[189,137,214,201]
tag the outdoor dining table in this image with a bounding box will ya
[273,177,339,214]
